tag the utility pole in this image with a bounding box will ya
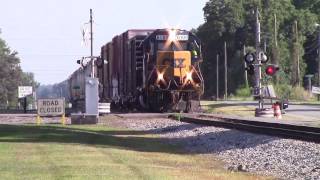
[216,54,219,100]
[295,20,300,86]
[224,41,228,100]
[243,45,248,87]
[90,9,94,78]
[255,7,262,109]
[274,14,278,48]
[274,13,278,84]
[318,29,320,100]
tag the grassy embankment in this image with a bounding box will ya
[0,123,271,180]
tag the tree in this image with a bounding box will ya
[0,32,38,108]
[197,0,246,97]
[197,0,320,97]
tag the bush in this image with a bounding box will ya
[233,84,313,101]
[235,86,251,97]
[274,84,313,101]
[290,86,312,101]
[274,84,292,99]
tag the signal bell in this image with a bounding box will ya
[265,65,279,76]
[259,52,268,63]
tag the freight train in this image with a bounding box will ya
[63,29,204,112]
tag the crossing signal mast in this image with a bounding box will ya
[77,9,104,78]
[243,7,280,112]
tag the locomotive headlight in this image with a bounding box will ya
[186,71,193,81]
[168,29,176,42]
[156,71,167,86]
[157,72,164,81]
[182,69,196,87]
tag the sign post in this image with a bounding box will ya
[37,98,66,125]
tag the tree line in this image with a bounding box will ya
[197,0,320,98]
[0,30,38,108]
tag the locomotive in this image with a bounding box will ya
[67,29,204,112]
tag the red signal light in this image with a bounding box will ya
[265,65,279,76]
[266,66,274,74]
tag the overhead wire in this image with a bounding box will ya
[21,54,86,56]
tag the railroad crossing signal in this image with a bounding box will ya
[244,52,277,76]
[244,53,255,64]
[244,52,268,64]
[265,65,279,76]
[244,52,256,76]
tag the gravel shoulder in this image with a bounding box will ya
[101,114,320,180]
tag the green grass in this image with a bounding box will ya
[201,101,255,117]
[201,101,320,122]
[0,124,269,180]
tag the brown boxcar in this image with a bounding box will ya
[100,30,154,104]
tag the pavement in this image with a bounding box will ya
[201,100,320,127]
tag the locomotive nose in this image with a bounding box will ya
[156,51,191,78]
[152,50,202,90]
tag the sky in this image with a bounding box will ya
[0,0,207,85]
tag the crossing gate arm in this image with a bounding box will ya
[98,103,111,114]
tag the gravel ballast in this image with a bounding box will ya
[110,115,320,180]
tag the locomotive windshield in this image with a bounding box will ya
[157,42,187,51]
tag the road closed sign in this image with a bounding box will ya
[37,98,65,116]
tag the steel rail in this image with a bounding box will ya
[171,114,320,143]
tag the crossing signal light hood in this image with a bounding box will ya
[245,64,255,75]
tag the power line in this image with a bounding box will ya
[4,37,81,40]
[21,54,86,56]
[25,71,70,73]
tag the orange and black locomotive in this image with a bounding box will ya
[68,29,204,112]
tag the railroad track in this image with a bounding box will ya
[169,114,320,143]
